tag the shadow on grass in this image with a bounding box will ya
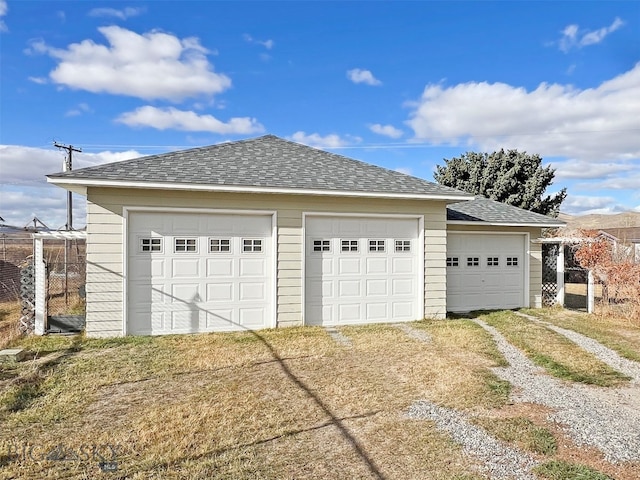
[244,330,387,479]
[1,337,82,414]
[115,276,392,480]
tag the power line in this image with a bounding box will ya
[63,127,640,152]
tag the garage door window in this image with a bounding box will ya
[507,256,519,266]
[313,240,331,252]
[487,257,499,267]
[209,238,231,253]
[243,239,263,252]
[395,240,411,252]
[446,257,459,267]
[140,238,162,253]
[368,240,385,252]
[175,238,197,253]
[467,257,479,267]
[341,240,359,252]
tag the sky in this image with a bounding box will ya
[1,1,639,229]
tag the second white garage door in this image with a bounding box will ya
[305,216,421,326]
[446,233,527,312]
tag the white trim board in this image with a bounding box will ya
[48,177,472,202]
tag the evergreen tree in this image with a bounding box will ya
[434,149,567,217]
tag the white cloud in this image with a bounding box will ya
[0,144,141,187]
[116,106,265,135]
[88,6,145,20]
[553,159,637,181]
[243,34,274,50]
[394,167,413,175]
[32,26,231,101]
[558,17,624,52]
[289,131,356,148]
[0,186,82,229]
[28,76,47,84]
[582,171,640,191]
[65,102,92,117]
[406,63,640,163]
[0,145,141,227]
[369,123,403,139]
[562,194,623,216]
[347,68,382,86]
[0,0,8,33]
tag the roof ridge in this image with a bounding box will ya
[47,135,472,200]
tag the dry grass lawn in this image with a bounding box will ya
[0,301,22,350]
[0,314,637,479]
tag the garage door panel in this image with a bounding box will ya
[338,279,361,297]
[366,257,387,274]
[338,257,360,274]
[171,283,200,303]
[128,212,273,335]
[207,258,233,276]
[392,302,413,318]
[207,283,233,302]
[338,219,360,235]
[366,279,387,296]
[307,279,333,298]
[392,257,414,274]
[240,258,266,276]
[366,303,387,320]
[307,304,331,323]
[338,303,361,322]
[172,258,200,278]
[392,278,413,295]
[205,310,233,329]
[240,282,266,301]
[240,308,265,327]
[305,258,332,276]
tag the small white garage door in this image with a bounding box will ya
[447,233,526,312]
[305,216,421,326]
[127,211,274,335]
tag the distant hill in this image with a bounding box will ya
[559,211,640,230]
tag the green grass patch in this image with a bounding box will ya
[473,416,557,455]
[534,460,613,479]
[480,311,630,387]
[483,374,512,405]
[522,308,640,363]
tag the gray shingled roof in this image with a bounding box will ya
[447,197,566,226]
[48,135,471,199]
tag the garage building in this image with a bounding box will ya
[48,135,563,336]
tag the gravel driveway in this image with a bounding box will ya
[408,315,640,478]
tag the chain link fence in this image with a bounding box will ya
[0,233,86,338]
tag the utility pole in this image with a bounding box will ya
[53,142,81,231]
[53,142,81,309]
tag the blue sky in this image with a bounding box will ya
[1,1,639,229]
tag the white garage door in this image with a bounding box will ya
[447,233,526,312]
[305,216,421,326]
[127,211,274,335]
